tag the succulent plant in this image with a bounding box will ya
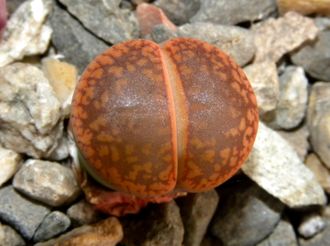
[70,38,259,215]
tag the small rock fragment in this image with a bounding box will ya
[42,58,77,117]
[277,0,330,16]
[33,211,71,242]
[299,220,330,246]
[178,22,255,66]
[244,61,279,114]
[291,30,330,81]
[59,0,138,44]
[177,190,219,246]
[257,220,297,246]
[314,17,330,31]
[277,125,310,161]
[149,24,177,43]
[0,63,62,158]
[136,3,177,36]
[154,0,200,25]
[67,200,102,226]
[0,186,50,240]
[35,217,123,246]
[13,159,80,207]
[0,223,25,246]
[211,180,284,246]
[242,122,326,207]
[0,0,52,67]
[253,12,318,63]
[190,0,277,25]
[272,66,308,129]
[299,214,326,238]
[307,82,330,168]
[49,4,109,73]
[0,147,21,187]
[46,134,70,161]
[305,154,330,194]
[122,201,184,246]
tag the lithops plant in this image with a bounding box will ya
[70,38,259,215]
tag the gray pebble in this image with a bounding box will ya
[49,4,109,73]
[0,186,50,240]
[155,0,201,25]
[58,0,138,44]
[257,220,297,246]
[33,211,71,242]
[177,190,219,246]
[149,25,177,43]
[211,179,284,246]
[190,0,277,25]
[291,30,330,81]
[66,200,102,226]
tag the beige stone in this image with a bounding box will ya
[42,58,77,117]
[36,217,123,246]
[253,12,318,62]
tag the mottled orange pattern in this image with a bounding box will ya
[71,40,177,196]
[71,38,258,198]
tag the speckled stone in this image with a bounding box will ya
[244,61,279,115]
[0,186,50,240]
[242,122,326,208]
[277,125,310,161]
[0,63,62,158]
[13,159,80,207]
[273,66,308,129]
[253,12,318,63]
[33,211,71,242]
[0,0,52,67]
